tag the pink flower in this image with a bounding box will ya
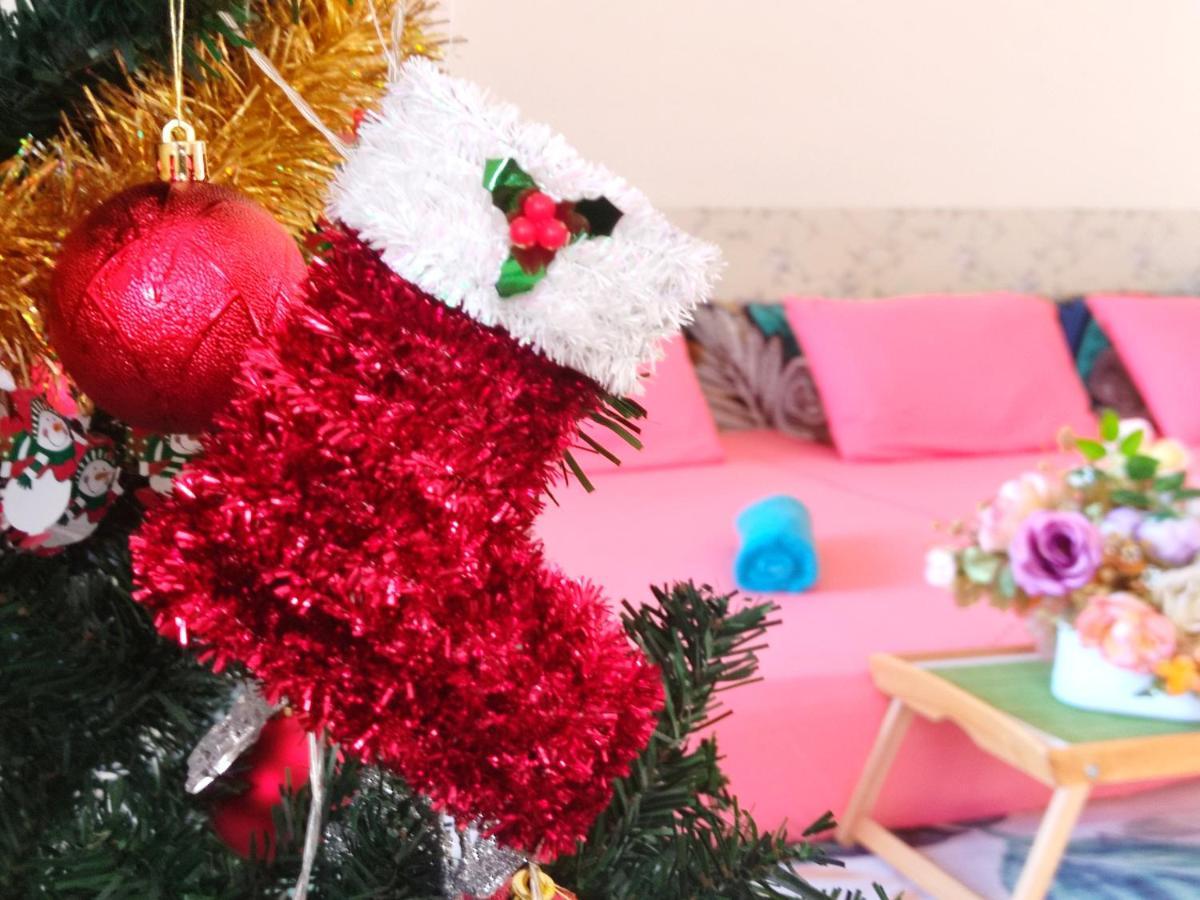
[978,472,1056,553]
[1075,591,1177,673]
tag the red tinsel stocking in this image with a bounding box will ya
[131,228,662,855]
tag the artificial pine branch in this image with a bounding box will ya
[548,582,872,900]
[0,490,446,897]
[0,495,238,895]
[0,0,260,156]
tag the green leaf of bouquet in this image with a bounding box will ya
[1155,472,1187,492]
[1100,408,1120,441]
[1126,454,1160,481]
[1110,489,1152,508]
[996,565,1018,600]
[1076,438,1107,461]
[1119,428,1144,457]
[961,547,1001,585]
[1177,488,1200,500]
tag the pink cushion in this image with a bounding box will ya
[783,294,1094,461]
[580,334,723,473]
[1087,295,1200,444]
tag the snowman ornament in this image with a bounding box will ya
[134,431,203,495]
[1,396,85,535]
[37,443,123,550]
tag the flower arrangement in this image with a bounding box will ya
[927,411,1200,698]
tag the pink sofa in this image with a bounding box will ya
[536,430,1064,836]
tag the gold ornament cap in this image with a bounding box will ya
[159,118,208,182]
[512,865,575,900]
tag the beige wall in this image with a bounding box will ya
[446,0,1200,210]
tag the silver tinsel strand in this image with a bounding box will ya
[185,681,277,794]
[438,813,527,898]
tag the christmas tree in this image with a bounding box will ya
[0,3,879,897]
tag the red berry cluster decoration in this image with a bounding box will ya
[484,158,623,297]
[508,191,570,252]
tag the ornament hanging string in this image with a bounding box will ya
[215,9,367,159]
[160,0,208,181]
[366,0,406,83]
[294,731,328,900]
[169,0,186,122]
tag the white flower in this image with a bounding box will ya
[1148,562,1200,633]
[1139,516,1200,567]
[1149,438,1191,475]
[925,548,958,588]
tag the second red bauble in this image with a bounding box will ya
[210,713,311,859]
[45,181,306,433]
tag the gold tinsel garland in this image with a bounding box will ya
[0,0,442,382]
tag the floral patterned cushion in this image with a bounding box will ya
[686,297,1147,442]
[1057,299,1150,420]
[684,303,830,443]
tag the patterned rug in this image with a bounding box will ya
[792,778,1200,898]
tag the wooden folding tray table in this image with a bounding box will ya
[837,647,1200,900]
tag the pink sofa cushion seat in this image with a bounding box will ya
[784,293,1095,461]
[580,333,724,473]
[1087,294,1200,445]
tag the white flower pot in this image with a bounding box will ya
[1051,622,1200,722]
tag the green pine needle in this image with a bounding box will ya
[0,0,259,156]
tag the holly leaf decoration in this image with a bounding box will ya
[512,245,557,274]
[483,158,537,215]
[574,197,623,237]
[556,202,592,239]
[496,256,545,299]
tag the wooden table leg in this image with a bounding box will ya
[836,698,914,846]
[1010,783,1091,900]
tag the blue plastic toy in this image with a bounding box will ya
[734,495,819,593]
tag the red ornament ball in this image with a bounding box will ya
[210,713,310,859]
[45,181,306,433]
[536,217,570,251]
[521,190,557,221]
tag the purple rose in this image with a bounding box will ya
[1008,510,1103,597]
[1138,516,1200,567]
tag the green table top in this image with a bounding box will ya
[929,658,1200,744]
